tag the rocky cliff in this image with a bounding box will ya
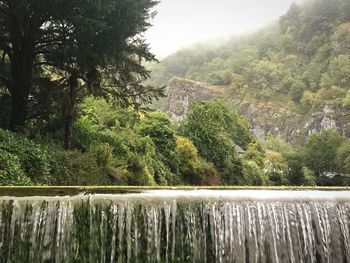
[163,77,224,122]
[163,77,350,144]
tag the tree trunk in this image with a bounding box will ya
[64,72,79,149]
[9,52,33,132]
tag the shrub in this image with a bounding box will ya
[192,160,220,186]
[51,149,114,186]
[179,99,252,184]
[336,140,350,174]
[0,129,53,185]
[242,160,266,186]
[0,149,33,186]
[125,154,156,186]
[176,137,219,186]
[265,150,289,185]
[302,167,317,185]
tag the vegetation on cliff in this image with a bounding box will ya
[149,0,350,110]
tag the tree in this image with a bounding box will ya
[320,55,350,90]
[42,0,161,148]
[0,0,75,130]
[137,111,178,174]
[336,140,350,174]
[179,99,252,164]
[179,99,253,184]
[303,129,344,174]
[265,150,288,185]
[290,80,307,103]
[175,137,219,186]
[0,0,161,136]
[280,2,301,35]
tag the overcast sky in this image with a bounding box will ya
[145,0,302,57]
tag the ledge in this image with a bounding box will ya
[0,185,349,197]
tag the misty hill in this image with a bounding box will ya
[149,0,350,144]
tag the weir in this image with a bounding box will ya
[0,190,349,263]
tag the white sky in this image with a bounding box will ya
[145,0,302,57]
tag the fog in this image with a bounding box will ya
[145,0,304,57]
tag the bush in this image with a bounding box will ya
[303,129,344,173]
[192,160,219,186]
[290,80,306,103]
[0,129,53,185]
[336,140,350,174]
[242,160,266,186]
[51,149,114,186]
[175,137,219,186]
[73,98,174,186]
[302,167,317,185]
[179,99,252,184]
[125,154,156,186]
[0,149,33,186]
[265,150,289,185]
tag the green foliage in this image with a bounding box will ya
[264,134,294,154]
[0,149,32,186]
[0,127,127,186]
[0,129,53,185]
[71,97,185,186]
[179,99,256,185]
[137,111,178,173]
[265,151,289,185]
[51,149,114,186]
[125,154,156,186]
[336,140,350,174]
[241,160,266,186]
[148,0,350,110]
[290,80,307,103]
[243,141,265,167]
[303,129,344,173]
[302,167,317,186]
[343,90,350,108]
[180,99,252,160]
[175,137,219,186]
[320,55,350,90]
[268,130,349,186]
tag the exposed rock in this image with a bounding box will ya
[163,77,223,122]
[240,102,350,144]
[235,145,245,155]
[163,77,350,144]
[332,22,350,54]
[251,125,266,143]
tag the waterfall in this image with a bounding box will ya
[0,190,349,263]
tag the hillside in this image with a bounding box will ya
[149,0,350,144]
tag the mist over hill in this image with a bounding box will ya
[149,0,350,143]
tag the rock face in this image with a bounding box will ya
[239,102,350,144]
[163,77,350,144]
[163,77,223,122]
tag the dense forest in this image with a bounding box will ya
[0,0,349,187]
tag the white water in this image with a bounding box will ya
[0,190,349,262]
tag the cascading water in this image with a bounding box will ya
[0,190,349,263]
